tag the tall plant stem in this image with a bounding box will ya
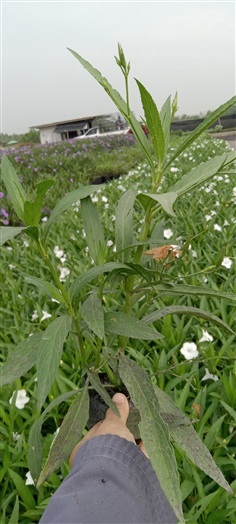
[125,74,131,118]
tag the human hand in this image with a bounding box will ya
[69,393,148,467]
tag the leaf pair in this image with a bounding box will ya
[119,354,233,522]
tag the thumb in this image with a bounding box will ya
[106,393,130,425]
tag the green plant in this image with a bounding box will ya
[1,44,235,522]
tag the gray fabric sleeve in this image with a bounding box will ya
[39,434,177,524]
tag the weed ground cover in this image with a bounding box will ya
[0,134,236,523]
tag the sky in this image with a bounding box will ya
[1,1,235,134]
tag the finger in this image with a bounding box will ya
[106,393,130,425]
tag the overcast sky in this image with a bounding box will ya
[2,1,235,134]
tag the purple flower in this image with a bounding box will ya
[1,208,9,218]
[3,219,9,225]
[0,192,4,198]
[34,167,38,172]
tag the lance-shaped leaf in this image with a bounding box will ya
[43,185,100,236]
[168,151,236,197]
[136,191,178,217]
[1,155,26,222]
[70,262,132,301]
[105,311,163,340]
[23,274,66,304]
[119,354,183,522]
[28,389,79,483]
[67,48,154,169]
[0,332,42,386]
[37,385,89,486]
[115,188,136,261]
[155,283,236,303]
[164,95,236,170]
[0,226,25,246]
[9,496,19,524]
[135,79,165,164]
[143,305,235,335]
[87,372,119,416]
[36,315,72,410]
[80,196,105,265]
[160,95,172,154]
[154,386,233,494]
[82,293,104,339]
[23,179,54,227]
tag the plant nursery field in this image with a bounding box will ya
[0,133,236,523]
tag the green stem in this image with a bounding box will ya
[103,363,119,387]
[125,73,130,118]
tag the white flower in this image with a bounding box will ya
[9,264,16,270]
[180,342,199,360]
[59,267,70,282]
[54,246,66,262]
[214,224,222,232]
[170,167,179,172]
[102,196,108,203]
[91,196,98,203]
[31,310,39,321]
[107,240,113,247]
[9,389,30,409]
[25,471,35,485]
[41,216,48,222]
[199,330,213,343]
[12,432,20,441]
[202,368,218,382]
[164,229,173,239]
[40,310,52,322]
[23,241,29,248]
[221,257,232,269]
[51,298,60,304]
[205,214,212,222]
[223,220,229,226]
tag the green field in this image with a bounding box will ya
[0,133,236,523]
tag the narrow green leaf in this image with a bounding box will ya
[105,311,163,340]
[0,332,42,386]
[220,400,236,423]
[154,386,233,494]
[155,283,236,303]
[23,180,54,227]
[44,185,100,236]
[9,496,19,524]
[204,415,226,450]
[67,48,154,169]
[143,305,235,335]
[70,262,131,301]
[160,95,172,154]
[82,292,104,339]
[28,389,79,483]
[36,315,72,410]
[136,191,177,217]
[87,372,119,416]
[0,226,25,246]
[80,196,105,265]
[23,274,66,304]
[37,385,89,486]
[168,151,236,197]
[135,79,165,163]
[8,469,35,509]
[115,188,136,261]
[119,354,183,522]
[1,155,26,222]
[165,95,236,170]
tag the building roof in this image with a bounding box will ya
[30,115,99,129]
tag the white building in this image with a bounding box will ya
[30,115,98,144]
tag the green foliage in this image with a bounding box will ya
[1,44,236,522]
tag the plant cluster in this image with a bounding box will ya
[0,45,236,523]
